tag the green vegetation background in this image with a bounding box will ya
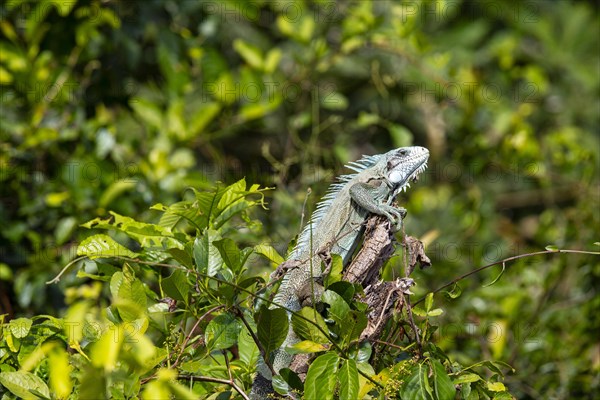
[1,0,598,398]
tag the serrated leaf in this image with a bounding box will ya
[161,269,191,304]
[205,313,240,351]
[0,371,51,399]
[77,234,138,259]
[255,307,289,358]
[304,352,340,400]
[338,359,359,400]
[431,359,456,400]
[291,307,330,344]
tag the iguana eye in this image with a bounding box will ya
[398,149,408,156]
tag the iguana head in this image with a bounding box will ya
[383,146,429,195]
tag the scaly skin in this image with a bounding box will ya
[251,146,429,398]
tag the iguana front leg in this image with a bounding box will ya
[349,182,407,229]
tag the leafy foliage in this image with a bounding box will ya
[0,181,517,399]
[1,0,598,398]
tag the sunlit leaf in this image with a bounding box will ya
[304,352,339,400]
[338,358,359,400]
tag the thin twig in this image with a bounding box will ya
[235,308,276,376]
[402,293,422,354]
[413,249,600,306]
[172,305,224,368]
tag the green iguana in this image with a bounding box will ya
[251,146,429,398]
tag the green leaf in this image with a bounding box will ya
[99,180,136,209]
[205,313,241,351]
[193,230,224,276]
[286,340,328,355]
[255,307,289,359]
[90,327,124,371]
[109,268,147,321]
[400,363,432,400]
[273,368,303,395]
[431,359,456,400]
[189,102,221,137]
[304,352,340,400]
[545,245,559,251]
[340,311,368,347]
[253,244,284,265]
[322,290,350,325]
[48,348,73,398]
[291,307,330,344]
[328,281,355,304]
[8,318,32,339]
[493,391,513,400]
[167,248,194,268]
[263,48,282,73]
[213,238,242,272]
[238,321,260,367]
[77,234,138,259]
[453,373,481,384]
[152,201,203,230]
[338,358,359,400]
[487,381,507,392]
[233,39,263,69]
[425,292,434,313]
[82,211,175,248]
[131,98,163,131]
[321,90,348,110]
[444,283,462,299]
[161,269,191,304]
[324,254,343,287]
[0,371,51,400]
[483,263,506,287]
[427,308,444,317]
